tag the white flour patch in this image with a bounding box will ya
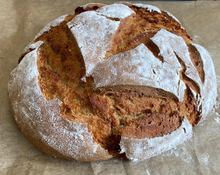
[119,117,192,161]
[96,4,135,19]
[67,11,120,77]
[92,43,186,102]
[8,41,111,161]
[133,4,161,13]
[34,15,68,40]
[192,43,217,120]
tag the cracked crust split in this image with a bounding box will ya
[9,3,217,161]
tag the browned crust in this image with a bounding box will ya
[75,3,105,15]
[114,112,182,139]
[8,97,112,162]
[188,44,205,83]
[105,5,192,59]
[16,3,203,159]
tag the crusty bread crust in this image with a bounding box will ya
[8,3,217,161]
[8,41,113,161]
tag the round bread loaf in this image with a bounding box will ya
[8,2,217,162]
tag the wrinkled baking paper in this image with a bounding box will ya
[1,1,220,174]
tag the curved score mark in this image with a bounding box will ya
[174,52,201,95]
[188,44,205,83]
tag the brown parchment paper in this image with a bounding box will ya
[1,1,220,174]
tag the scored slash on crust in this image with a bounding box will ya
[119,117,192,161]
[8,2,217,162]
[8,41,112,162]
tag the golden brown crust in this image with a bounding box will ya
[19,3,201,154]
[104,5,192,59]
[11,3,216,161]
[75,3,105,15]
[114,112,182,139]
[188,44,205,83]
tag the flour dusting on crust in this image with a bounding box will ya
[164,11,181,23]
[164,11,185,30]
[81,3,105,9]
[92,43,186,102]
[22,15,68,55]
[192,43,217,120]
[96,4,135,19]
[34,15,68,40]
[8,2,218,162]
[119,117,192,161]
[22,40,45,55]
[8,41,112,161]
[67,11,120,76]
[133,4,161,13]
[151,29,202,91]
